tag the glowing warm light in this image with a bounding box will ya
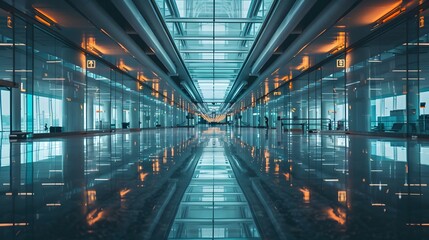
[118,59,132,72]
[0,223,29,227]
[326,208,346,225]
[152,160,160,173]
[338,190,347,203]
[80,52,86,71]
[274,164,280,174]
[87,190,97,205]
[200,114,227,123]
[120,188,131,198]
[407,223,429,226]
[35,15,51,26]
[373,4,405,29]
[371,203,386,207]
[85,37,104,57]
[264,150,270,174]
[355,1,403,26]
[137,72,148,82]
[299,188,311,203]
[264,80,269,95]
[86,209,104,226]
[296,56,309,71]
[33,8,57,27]
[283,173,290,181]
[152,80,160,98]
[139,172,148,182]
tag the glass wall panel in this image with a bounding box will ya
[237,4,429,137]
[418,7,429,135]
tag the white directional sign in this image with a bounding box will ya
[87,60,96,69]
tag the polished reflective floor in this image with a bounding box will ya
[0,127,429,239]
[169,137,260,239]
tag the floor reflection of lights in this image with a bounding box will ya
[168,138,260,239]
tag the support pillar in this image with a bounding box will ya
[87,96,94,130]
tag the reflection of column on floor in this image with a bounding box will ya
[131,131,140,158]
[10,143,21,193]
[276,117,282,144]
[348,136,371,216]
[63,138,85,211]
[407,141,421,185]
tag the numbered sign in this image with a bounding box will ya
[336,59,345,68]
[87,60,96,69]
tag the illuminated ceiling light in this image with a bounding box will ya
[403,42,429,46]
[117,59,132,72]
[5,69,32,72]
[345,81,360,87]
[0,223,29,227]
[402,77,425,80]
[33,7,60,29]
[372,3,405,30]
[328,32,346,55]
[368,59,382,63]
[323,179,339,182]
[371,203,386,207]
[392,69,421,72]
[367,77,385,81]
[295,56,309,71]
[86,37,103,57]
[137,72,148,82]
[42,77,65,81]
[46,60,63,64]
[0,43,25,46]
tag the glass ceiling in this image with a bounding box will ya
[155,0,274,112]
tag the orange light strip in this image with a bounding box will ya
[373,3,405,29]
[0,223,29,227]
[33,8,57,23]
[35,15,51,27]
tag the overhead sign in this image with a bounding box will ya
[336,59,345,68]
[87,60,96,69]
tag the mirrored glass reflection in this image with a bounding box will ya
[230,128,429,239]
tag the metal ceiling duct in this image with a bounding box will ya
[67,0,196,104]
[112,0,177,76]
[234,0,361,104]
[250,0,317,75]
[133,0,203,106]
[221,0,294,108]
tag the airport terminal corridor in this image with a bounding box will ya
[2,0,429,239]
